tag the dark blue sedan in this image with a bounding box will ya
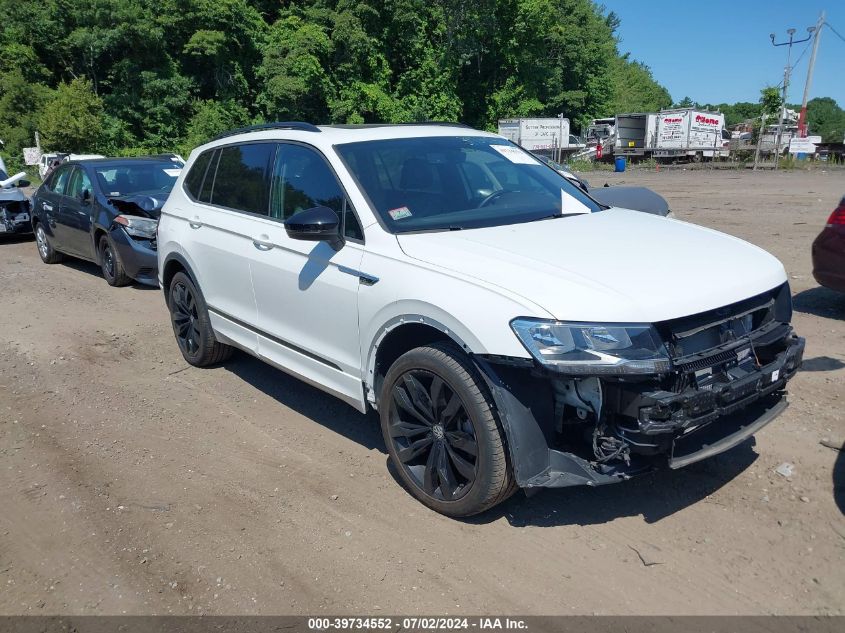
[30,156,183,286]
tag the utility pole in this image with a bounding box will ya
[798,12,825,137]
[769,25,814,169]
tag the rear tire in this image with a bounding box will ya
[34,223,64,264]
[167,271,233,367]
[99,235,132,287]
[379,341,515,517]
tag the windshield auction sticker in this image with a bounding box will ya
[388,206,412,220]
[490,144,541,164]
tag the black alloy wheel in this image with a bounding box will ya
[167,271,233,367]
[170,279,201,358]
[380,342,516,517]
[387,369,479,501]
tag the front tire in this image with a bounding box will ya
[379,341,515,517]
[167,271,233,367]
[34,223,64,264]
[99,235,131,287]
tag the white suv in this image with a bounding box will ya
[158,122,804,517]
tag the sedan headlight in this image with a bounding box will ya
[510,318,671,374]
[114,214,157,239]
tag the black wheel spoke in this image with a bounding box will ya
[445,443,476,481]
[396,435,434,463]
[393,386,433,427]
[389,419,431,438]
[446,430,478,457]
[387,369,478,503]
[403,374,434,419]
[440,393,462,426]
[436,443,458,499]
[429,376,445,413]
[423,442,439,494]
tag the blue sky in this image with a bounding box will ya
[600,0,844,107]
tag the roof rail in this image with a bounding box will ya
[212,121,321,141]
[325,121,472,129]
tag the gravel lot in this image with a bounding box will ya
[1,168,843,615]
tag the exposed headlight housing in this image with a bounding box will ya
[510,318,671,375]
[114,214,157,239]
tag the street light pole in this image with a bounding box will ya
[798,12,825,138]
[769,26,814,169]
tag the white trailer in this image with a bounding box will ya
[498,118,572,155]
[652,109,729,160]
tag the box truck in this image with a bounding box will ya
[653,109,729,160]
[498,118,572,154]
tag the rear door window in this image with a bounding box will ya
[50,165,72,196]
[210,143,275,215]
[66,167,93,199]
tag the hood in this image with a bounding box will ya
[397,208,787,323]
[107,193,168,218]
[587,186,669,216]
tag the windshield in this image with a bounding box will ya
[95,162,182,197]
[335,136,600,233]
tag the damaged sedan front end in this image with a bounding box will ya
[475,282,804,489]
[0,171,33,236]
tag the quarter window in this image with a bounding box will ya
[199,150,218,203]
[184,150,213,200]
[210,143,275,215]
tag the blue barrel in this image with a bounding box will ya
[796,152,807,161]
[614,156,626,172]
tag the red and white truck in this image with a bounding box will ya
[652,108,730,160]
[583,108,730,162]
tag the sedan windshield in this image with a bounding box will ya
[95,162,182,197]
[335,136,601,232]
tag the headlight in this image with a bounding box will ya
[114,214,157,239]
[510,318,671,375]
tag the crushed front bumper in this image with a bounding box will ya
[109,225,159,286]
[475,323,804,490]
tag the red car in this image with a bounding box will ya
[812,196,845,292]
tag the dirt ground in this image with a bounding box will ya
[1,169,843,616]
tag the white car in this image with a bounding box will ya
[157,123,804,517]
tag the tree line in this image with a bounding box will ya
[1,0,841,172]
[0,0,672,165]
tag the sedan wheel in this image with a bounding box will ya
[34,224,63,264]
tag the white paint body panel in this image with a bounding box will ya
[158,125,789,412]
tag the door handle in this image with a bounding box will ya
[252,235,274,251]
[188,217,202,229]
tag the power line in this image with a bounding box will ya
[825,21,845,44]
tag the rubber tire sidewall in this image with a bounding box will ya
[379,342,513,517]
[167,271,231,367]
[99,234,131,287]
[34,223,63,264]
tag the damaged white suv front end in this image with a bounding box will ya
[160,123,803,517]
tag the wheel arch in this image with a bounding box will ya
[161,252,198,298]
[365,313,480,410]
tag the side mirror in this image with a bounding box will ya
[17,179,31,188]
[284,206,342,248]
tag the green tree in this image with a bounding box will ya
[608,56,672,114]
[38,78,104,152]
[805,97,845,143]
[759,86,783,118]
